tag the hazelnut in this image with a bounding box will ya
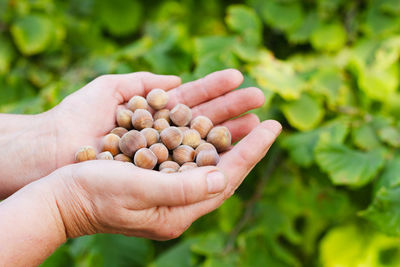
[196,149,220,167]
[119,130,147,157]
[110,127,128,138]
[134,148,157,170]
[173,145,195,165]
[149,143,169,164]
[116,109,133,129]
[190,115,213,138]
[178,162,198,172]
[75,146,96,162]
[154,109,170,123]
[146,88,169,110]
[207,126,231,152]
[100,133,120,156]
[178,126,189,133]
[160,168,177,173]
[160,127,183,150]
[127,95,148,112]
[132,109,153,130]
[114,154,132,162]
[170,104,192,126]
[159,161,180,171]
[195,142,217,157]
[153,118,170,133]
[141,128,159,147]
[182,129,201,148]
[96,151,114,160]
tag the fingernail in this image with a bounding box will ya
[207,171,227,194]
[264,120,282,136]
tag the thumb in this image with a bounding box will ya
[142,167,227,207]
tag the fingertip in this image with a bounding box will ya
[224,68,244,86]
[260,120,282,136]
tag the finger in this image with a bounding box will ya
[191,87,265,124]
[136,167,227,207]
[166,69,243,109]
[221,113,260,143]
[91,72,181,104]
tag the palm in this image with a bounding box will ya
[53,69,265,168]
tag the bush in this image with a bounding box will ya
[2,0,400,266]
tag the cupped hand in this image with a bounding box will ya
[51,69,265,169]
[50,119,281,240]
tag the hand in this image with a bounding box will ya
[50,119,281,240]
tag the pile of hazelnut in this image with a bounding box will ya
[74,88,231,173]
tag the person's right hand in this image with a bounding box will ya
[47,119,281,239]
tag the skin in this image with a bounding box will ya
[0,69,282,266]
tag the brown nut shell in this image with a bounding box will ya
[153,118,170,133]
[207,126,231,152]
[190,115,214,139]
[160,127,183,150]
[173,145,195,165]
[132,109,153,130]
[110,127,128,138]
[196,149,220,167]
[101,133,121,156]
[154,109,170,123]
[149,143,169,164]
[141,128,159,147]
[127,95,148,112]
[195,142,217,157]
[134,148,157,169]
[114,154,132,162]
[178,162,198,172]
[146,88,169,110]
[159,161,180,171]
[178,126,189,133]
[96,151,114,160]
[170,104,192,126]
[116,109,133,129]
[160,168,177,173]
[119,130,147,157]
[182,129,201,148]
[75,146,96,162]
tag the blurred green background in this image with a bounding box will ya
[2,0,400,266]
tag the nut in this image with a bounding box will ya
[114,154,132,162]
[146,88,169,110]
[160,168,177,173]
[75,146,96,162]
[182,129,201,148]
[207,126,231,152]
[196,149,220,167]
[190,115,213,138]
[153,118,170,133]
[116,109,133,129]
[132,109,153,130]
[119,130,147,157]
[178,126,189,133]
[134,148,157,169]
[100,133,120,156]
[178,162,198,172]
[140,128,159,147]
[160,127,183,150]
[127,95,148,112]
[96,151,114,160]
[159,161,180,171]
[170,104,192,126]
[149,143,169,164]
[154,109,170,123]
[173,145,195,165]
[110,127,128,138]
[195,142,217,157]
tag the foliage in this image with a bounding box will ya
[2,0,400,266]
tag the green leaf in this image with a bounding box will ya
[310,22,347,52]
[226,5,262,45]
[11,14,54,55]
[374,157,400,194]
[0,37,15,74]
[97,0,142,36]
[351,123,382,150]
[40,245,73,267]
[191,232,225,256]
[378,126,400,147]
[218,195,243,232]
[151,239,196,267]
[315,144,385,187]
[287,11,319,44]
[282,93,325,131]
